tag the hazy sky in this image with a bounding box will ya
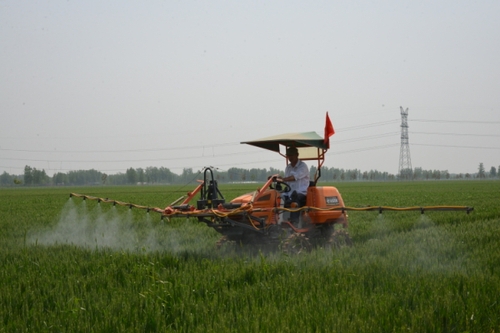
[1,0,499,177]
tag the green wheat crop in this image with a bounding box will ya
[0,181,499,332]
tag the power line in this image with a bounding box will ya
[1,127,402,155]
[411,131,500,137]
[2,135,400,154]
[412,143,500,150]
[0,150,263,164]
[2,129,493,155]
[0,142,239,154]
[3,116,497,175]
[334,132,399,143]
[1,142,403,167]
[412,119,500,124]
[338,119,399,132]
[331,143,400,155]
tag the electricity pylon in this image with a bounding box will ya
[398,106,413,180]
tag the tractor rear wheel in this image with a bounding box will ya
[282,232,312,254]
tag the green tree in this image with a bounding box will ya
[108,172,127,185]
[53,172,69,185]
[136,168,145,184]
[180,168,194,183]
[478,163,486,178]
[490,166,497,178]
[126,168,137,184]
[413,167,422,180]
[32,168,48,185]
[24,166,33,185]
[145,167,158,183]
[0,171,12,186]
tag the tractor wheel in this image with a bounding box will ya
[329,229,353,249]
[267,224,287,241]
[282,233,312,254]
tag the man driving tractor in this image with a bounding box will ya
[278,146,310,224]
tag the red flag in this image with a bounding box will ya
[324,112,335,148]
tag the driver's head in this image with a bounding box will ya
[286,147,299,165]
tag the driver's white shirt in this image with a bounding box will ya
[284,160,309,195]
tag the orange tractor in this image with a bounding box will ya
[70,120,473,252]
[190,131,351,250]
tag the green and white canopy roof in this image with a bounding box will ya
[242,131,328,160]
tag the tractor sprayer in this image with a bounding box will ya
[69,113,473,252]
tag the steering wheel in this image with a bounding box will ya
[269,179,291,193]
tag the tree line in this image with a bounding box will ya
[0,163,498,187]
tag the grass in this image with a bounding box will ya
[0,180,499,332]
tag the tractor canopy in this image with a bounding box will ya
[241,131,328,161]
[242,131,328,183]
